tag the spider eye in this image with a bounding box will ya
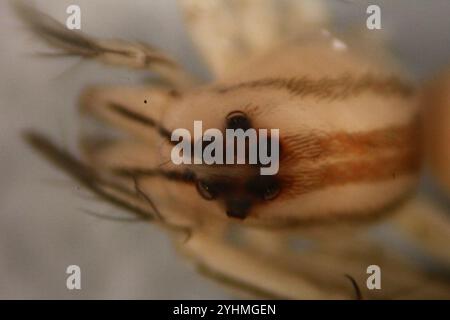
[247,177,281,201]
[226,111,251,130]
[196,180,217,200]
[263,182,280,201]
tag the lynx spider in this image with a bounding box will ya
[15,0,450,299]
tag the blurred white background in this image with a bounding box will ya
[0,0,449,299]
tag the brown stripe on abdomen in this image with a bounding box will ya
[322,152,420,185]
[281,120,420,164]
[216,74,415,100]
[281,151,420,198]
[279,122,421,198]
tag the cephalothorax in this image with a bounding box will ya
[16,1,450,299]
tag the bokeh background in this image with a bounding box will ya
[0,0,449,299]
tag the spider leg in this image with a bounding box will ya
[179,0,247,78]
[422,68,450,195]
[274,0,329,39]
[403,68,450,266]
[24,131,193,238]
[179,0,328,79]
[24,131,155,220]
[13,1,195,88]
[192,221,449,299]
[309,235,450,299]
[80,139,161,172]
[79,85,179,143]
[178,230,350,299]
[389,196,450,266]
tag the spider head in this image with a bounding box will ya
[170,110,281,219]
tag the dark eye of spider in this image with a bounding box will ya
[196,180,218,200]
[262,182,280,200]
[226,111,251,130]
[247,177,281,201]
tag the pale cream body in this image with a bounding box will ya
[162,35,421,225]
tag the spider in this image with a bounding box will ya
[15,0,450,299]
